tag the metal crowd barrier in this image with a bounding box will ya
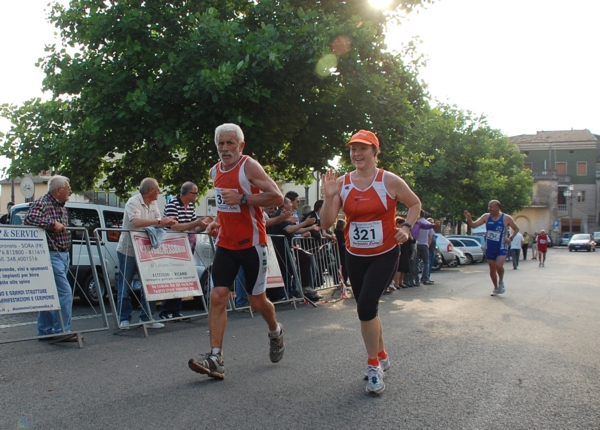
[0,226,110,348]
[95,228,211,337]
[1,226,348,345]
[290,236,347,300]
[94,230,303,334]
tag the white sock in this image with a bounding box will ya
[269,324,281,336]
[211,347,222,356]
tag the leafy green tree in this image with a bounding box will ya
[1,0,431,196]
[410,104,533,220]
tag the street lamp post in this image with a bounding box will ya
[563,185,575,238]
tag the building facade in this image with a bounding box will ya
[510,129,599,243]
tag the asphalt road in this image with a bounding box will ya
[1,247,599,429]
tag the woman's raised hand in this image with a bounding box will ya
[321,169,342,198]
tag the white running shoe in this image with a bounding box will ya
[143,321,165,329]
[365,365,385,395]
[498,281,505,294]
[363,356,391,380]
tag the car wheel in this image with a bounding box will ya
[464,254,473,264]
[80,272,105,307]
[569,247,573,252]
[448,258,458,268]
[587,246,591,252]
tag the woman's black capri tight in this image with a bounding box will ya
[346,246,399,321]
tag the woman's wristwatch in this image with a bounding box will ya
[400,222,412,229]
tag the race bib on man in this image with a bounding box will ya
[486,230,501,242]
[349,221,384,248]
[215,188,241,213]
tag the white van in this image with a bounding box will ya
[10,202,214,308]
[10,202,125,305]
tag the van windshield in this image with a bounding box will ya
[9,206,30,225]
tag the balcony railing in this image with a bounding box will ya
[531,170,571,183]
[529,196,550,206]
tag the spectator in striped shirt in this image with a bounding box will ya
[25,175,78,341]
[159,181,213,320]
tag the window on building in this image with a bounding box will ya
[577,190,586,202]
[555,162,567,175]
[577,162,587,176]
[557,187,566,205]
[524,162,532,170]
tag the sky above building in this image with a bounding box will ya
[1,0,598,173]
[385,0,599,137]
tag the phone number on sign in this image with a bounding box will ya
[2,256,39,262]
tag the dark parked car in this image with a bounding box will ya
[418,248,443,273]
[568,234,596,252]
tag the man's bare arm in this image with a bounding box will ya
[464,210,488,228]
[220,158,283,208]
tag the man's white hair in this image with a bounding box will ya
[140,177,158,194]
[48,175,70,193]
[214,123,244,145]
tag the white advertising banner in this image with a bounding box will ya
[265,236,285,289]
[130,231,202,301]
[0,226,60,315]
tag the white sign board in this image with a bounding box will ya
[0,226,60,315]
[130,231,202,301]
[265,236,285,289]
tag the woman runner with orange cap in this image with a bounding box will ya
[320,130,421,395]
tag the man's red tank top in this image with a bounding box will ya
[536,233,549,252]
[340,169,398,256]
[210,155,266,250]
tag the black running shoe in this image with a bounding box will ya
[268,324,285,363]
[188,353,225,379]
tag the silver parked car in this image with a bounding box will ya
[436,235,457,267]
[567,233,596,252]
[448,234,486,252]
[448,237,485,263]
[453,247,469,265]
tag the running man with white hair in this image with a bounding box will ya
[188,123,284,380]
